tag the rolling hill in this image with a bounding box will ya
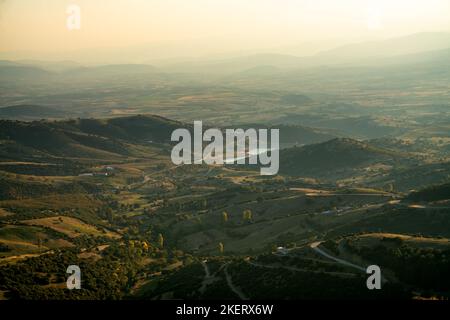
[407,182,450,202]
[0,115,182,161]
[0,105,68,120]
[15,60,82,73]
[65,64,158,78]
[0,66,52,81]
[161,32,450,74]
[313,32,450,64]
[279,138,405,177]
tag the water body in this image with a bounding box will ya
[224,148,276,164]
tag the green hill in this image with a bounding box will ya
[0,175,101,200]
[280,138,402,177]
[366,162,450,192]
[408,183,450,202]
[0,115,181,161]
[54,115,183,143]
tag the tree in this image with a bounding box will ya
[158,233,164,248]
[243,209,252,222]
[222,211,229,223]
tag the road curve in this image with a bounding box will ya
[310,242,390,284]
[310,242,366,272]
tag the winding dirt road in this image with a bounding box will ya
[224,263,249,300]
[310,242,366,272]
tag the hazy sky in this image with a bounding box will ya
[1,0,450,60]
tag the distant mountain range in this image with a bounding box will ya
[1,32,449,76]
[160,32,450,73]
[312,32,450,63]
[0,62,159,82]
[0,65,52,81]
[0,105,68,120]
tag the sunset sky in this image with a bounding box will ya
[1,0,450,61]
